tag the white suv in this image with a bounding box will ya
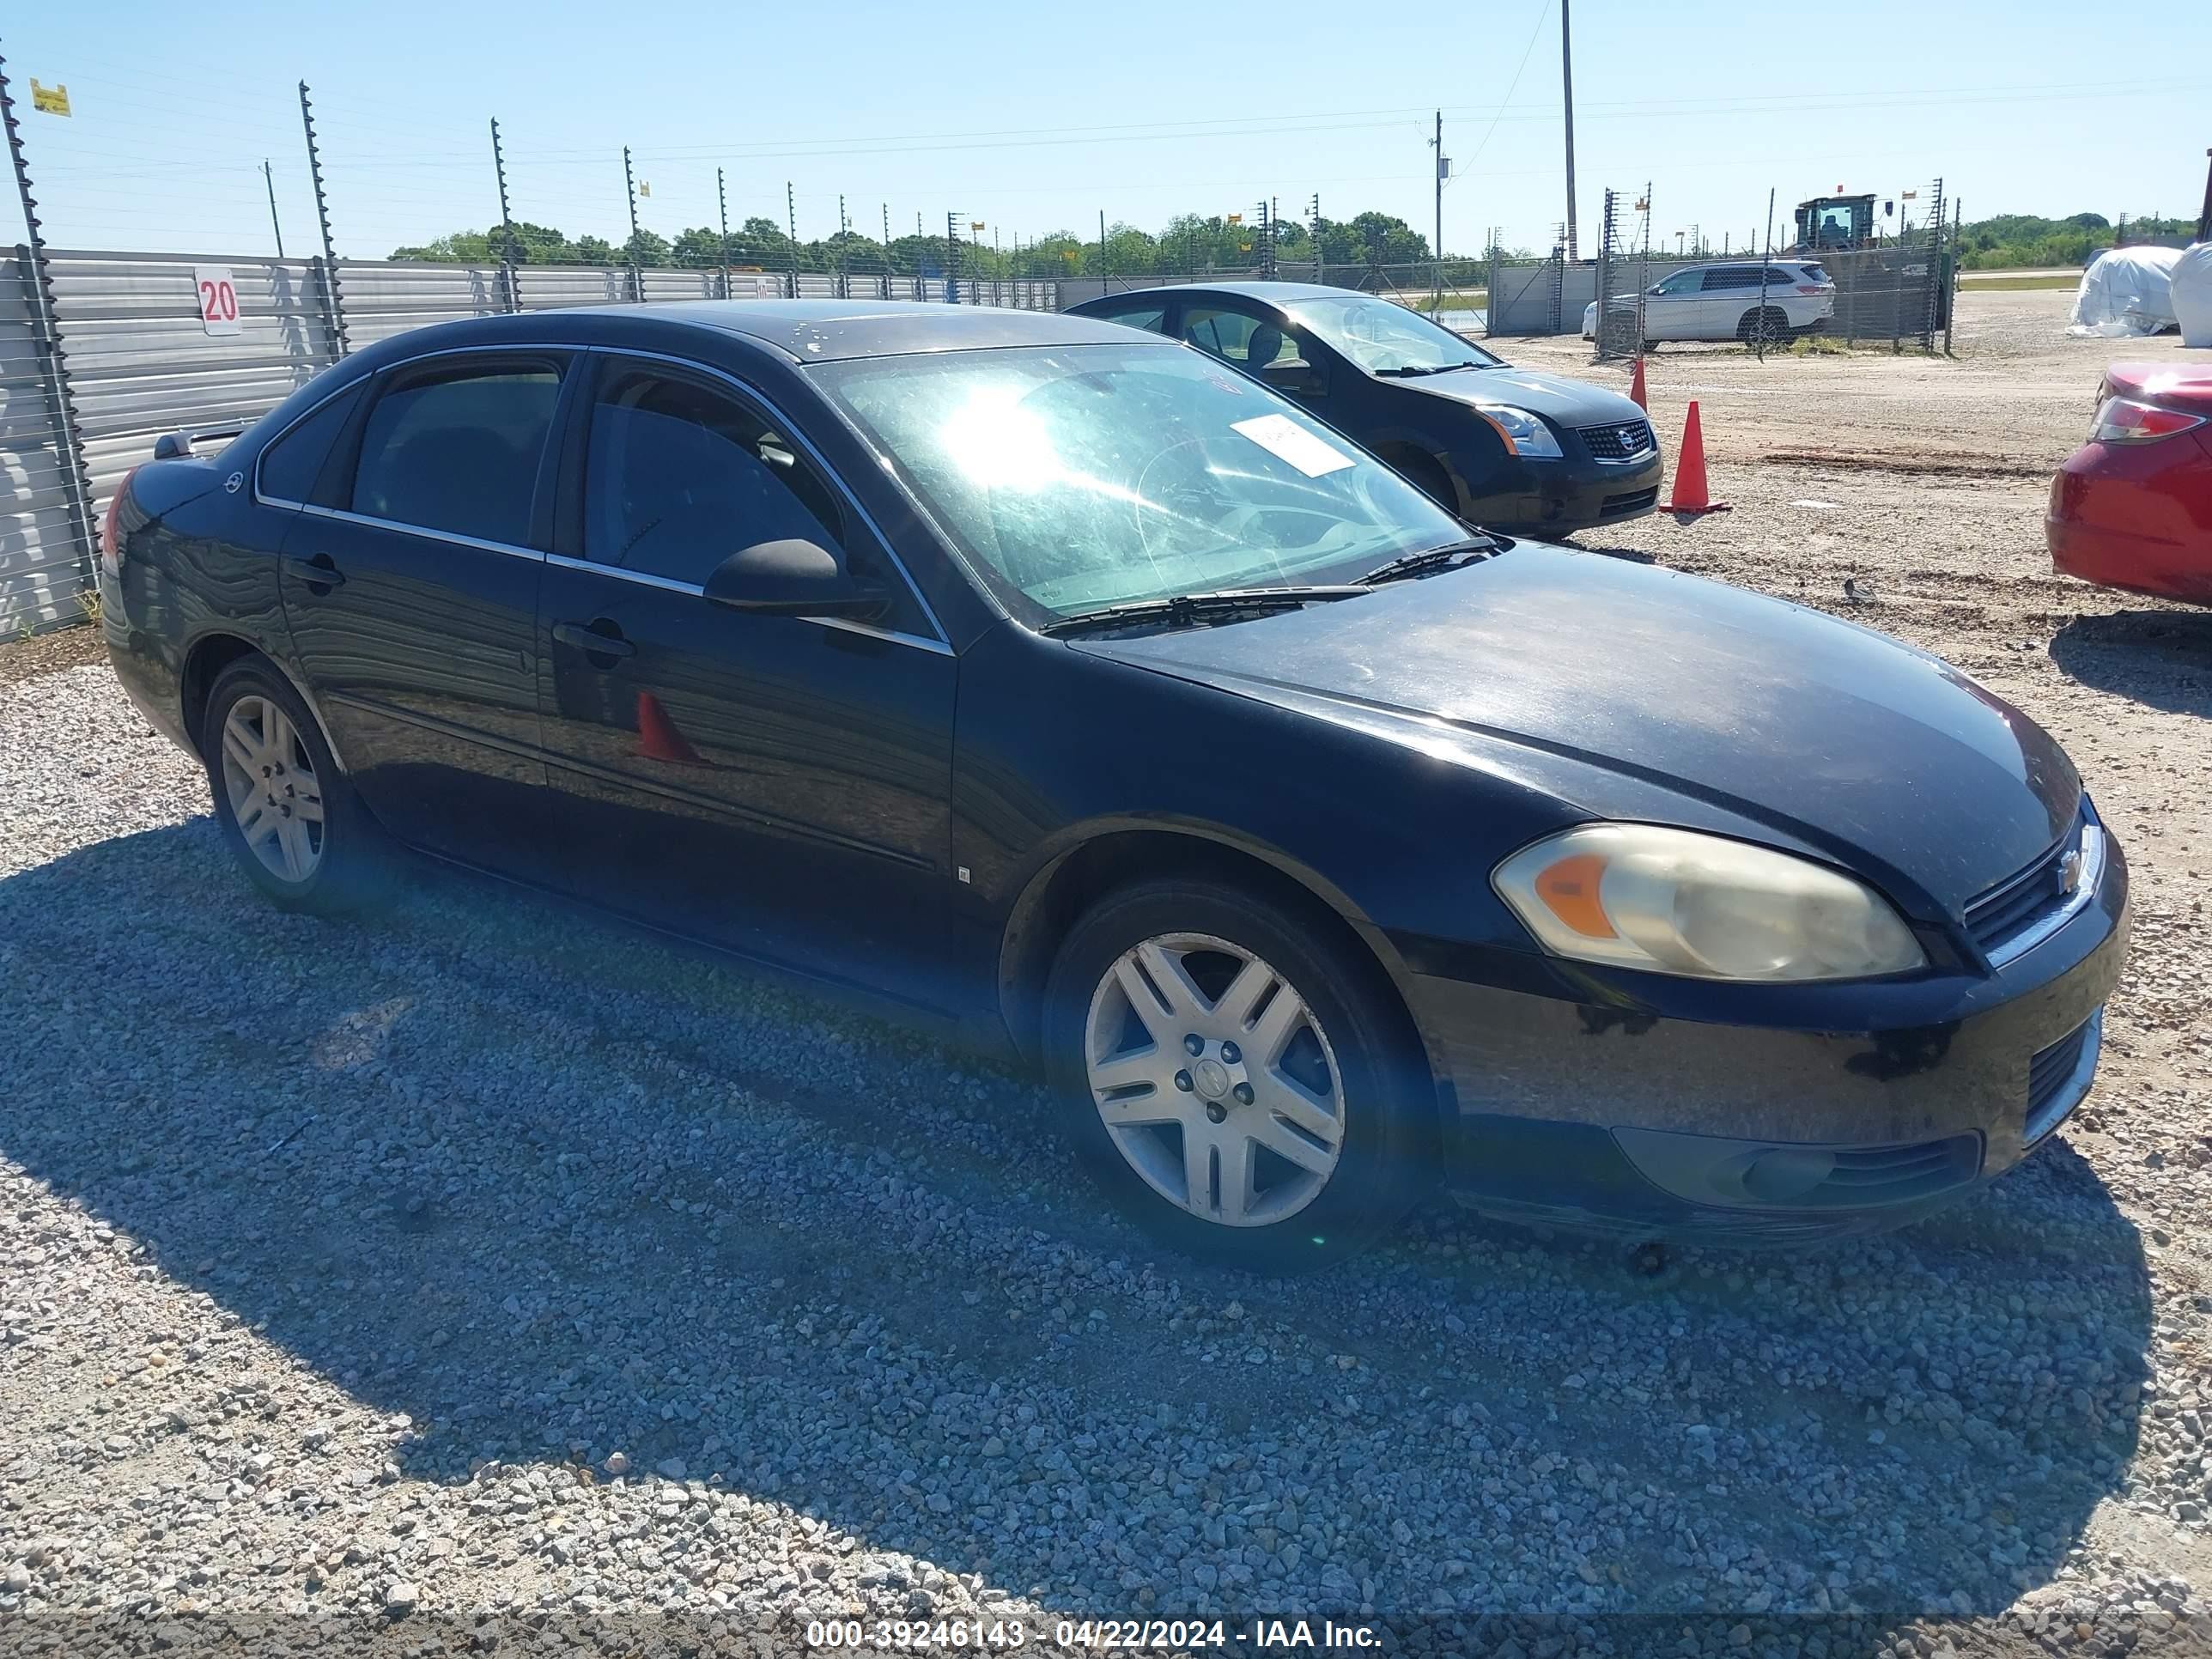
[1582,260,1837,345]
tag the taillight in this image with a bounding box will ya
[1796,284,1826,294]
[100,465,142,574]
[2090,396,2206,444]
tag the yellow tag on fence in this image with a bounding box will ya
[30,79,71,117]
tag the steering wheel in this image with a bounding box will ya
[1134,435,1366,568]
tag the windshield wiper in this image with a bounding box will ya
[1371,362,1490,377]
[1357,536,1508,586]
[1040,585,1369,638]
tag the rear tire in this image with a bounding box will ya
[1042,878,1436,1271]
[198,656,385,915]
[1737,305,1790,345]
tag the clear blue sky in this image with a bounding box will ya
[6,2,2206,263]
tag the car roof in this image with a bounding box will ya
[557,298,1141,362]
[340,299,1149,370]
[1081,280,1352,307]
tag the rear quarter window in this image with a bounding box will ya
[256,382,364,504]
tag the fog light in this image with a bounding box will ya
[1740,1146,1837,1204]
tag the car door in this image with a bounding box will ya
[276,349,568,859]
[1696,266,1763,338]
[1641,268,1705,339]
[532,351,959,1003]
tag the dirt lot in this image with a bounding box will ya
[2,288,2209,1658]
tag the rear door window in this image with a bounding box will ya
[350,362,563,546]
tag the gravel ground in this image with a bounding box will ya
[3,288,2210,1657]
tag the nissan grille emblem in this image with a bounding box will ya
[2058,849,2084,895]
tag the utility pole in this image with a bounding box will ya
[1430,110,1445,273]
[297,81,348,352]
[716,167,732,299]
[881,202,894,298]
[946,210,961,302]
[623,146,644,302]
[1100,209,1109,287]
[1560,0,1579,262]
[1310,192,1322,281]
[836,193,848,298]
[489,119,517,310]
[262,160,284,258]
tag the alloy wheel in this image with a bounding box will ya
[1083,933,1346,1227]
[217,696,325,883]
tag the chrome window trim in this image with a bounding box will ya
[294,501,545,562]
[540,551,954,656]
[1984,822,2106,969]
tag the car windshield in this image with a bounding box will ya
[811,342,1466,619]
[1279,293,1504,375]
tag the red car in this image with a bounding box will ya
[2048,362,2212,604]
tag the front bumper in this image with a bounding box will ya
[1401,830,2130,1242]
[1465,451,1663,537]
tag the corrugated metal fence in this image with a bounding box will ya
[0,248,1059,638]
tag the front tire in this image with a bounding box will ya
[199,657,383,915]
[1042,878,1435,1270]
[1386,450,1457,514]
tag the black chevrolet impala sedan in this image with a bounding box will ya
[100,301,2127,1267]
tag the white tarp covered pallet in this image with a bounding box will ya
[2170,243,2212,349]
[2068,246,2181,337]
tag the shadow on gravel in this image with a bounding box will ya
[0,821,2157,1655]
[2051,609,2212,718]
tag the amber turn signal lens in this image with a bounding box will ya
[1534,853,1617,939]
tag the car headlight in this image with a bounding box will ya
[1472,403,1563,459]
[1492,824,1925,981]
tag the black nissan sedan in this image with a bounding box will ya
[100,301,2126,1267]
[1066,280,1663,536]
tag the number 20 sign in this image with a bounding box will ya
[194,265,243,337]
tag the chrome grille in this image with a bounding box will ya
[1578,420,1656,461]
[1962,814,2099,962]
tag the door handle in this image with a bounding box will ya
[282,553,345,589]
[553,620,635,662]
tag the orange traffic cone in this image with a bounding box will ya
[1628,356,1648,411]
[635,690,705,766]
[1662,401,1729,515]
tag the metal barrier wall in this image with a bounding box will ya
[0,249,1060,637]
[0,251,96,635]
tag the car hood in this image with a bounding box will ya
[1079,547,2079,914]
[1397,364,1649,428]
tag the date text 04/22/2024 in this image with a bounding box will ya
[804,1617,1384,1649]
